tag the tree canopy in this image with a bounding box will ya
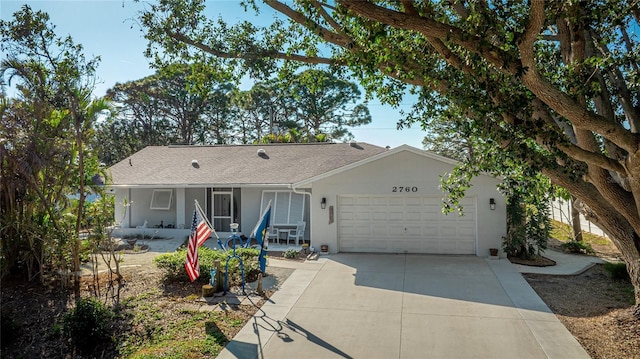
[1,5,111,297]
[141,0,640,313]
[97,65,370,165]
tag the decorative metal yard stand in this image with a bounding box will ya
[223,223,246,295]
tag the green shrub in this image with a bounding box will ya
[63,297,114,355]
[154,247,260,284]
[603,262,630,281]
[561,240,595,255]
[502,189,551,259]
[284,249,299,259]
[79,239,92,263]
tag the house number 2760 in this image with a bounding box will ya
[392,186,418,192]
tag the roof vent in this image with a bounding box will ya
[191,159,200,168]
[257,149,269,159]
[349,141,364,150]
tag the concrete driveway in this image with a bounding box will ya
[218,254,589,359]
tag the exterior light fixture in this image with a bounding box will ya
[489,198,496,210]
[321,197,327,209]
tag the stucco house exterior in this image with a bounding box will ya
[107,142,506,256]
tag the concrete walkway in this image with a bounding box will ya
[512,249,605,275]
[218,254,591,359]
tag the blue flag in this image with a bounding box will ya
[250,201,271,273]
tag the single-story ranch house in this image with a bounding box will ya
[107,142,506,256]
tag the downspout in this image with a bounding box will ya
[291,185,313,247]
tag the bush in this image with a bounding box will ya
[63,297,114,355]
[502,191,550,260]
[603,262,630,281]
[561,240,595,255]
[154,247,260,284]
[79,239,92,263]
[284,249,299,259]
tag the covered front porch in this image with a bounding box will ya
[111,186,312,244]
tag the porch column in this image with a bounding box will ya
[176,188,186,229]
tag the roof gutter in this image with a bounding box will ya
[107,183,293,189]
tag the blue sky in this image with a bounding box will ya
[1,1,426,148]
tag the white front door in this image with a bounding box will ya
[338,195,476,254]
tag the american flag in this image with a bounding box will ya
[184,206,212,282]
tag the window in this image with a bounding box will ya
[261,190,305,225]
[150,189,173,210]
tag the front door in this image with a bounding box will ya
[213,191,233,232]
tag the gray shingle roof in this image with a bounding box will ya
[108,142,387,186]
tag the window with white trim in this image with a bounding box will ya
[150,189,173,210]
[261,190,305,225]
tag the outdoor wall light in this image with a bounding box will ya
[321,197,327,209]
[490,198,496,210]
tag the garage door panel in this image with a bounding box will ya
[423,214,441,221]
[340,238,371,251]
[423,242,441,253]
[339,225,355,235]
[370,240,389,250]
[405,225,422,236]
[371,225,388,235]
[355,212,371,221]
[440,226,458,237]
[388,211,404,221]
[459,198,475,206]
[352,224,371,235]
[341,197,355,206]
[372,211,387,221]
[405,197,422,206]
[397,239,421,251]
[339,195,476,254]
[459,240,476,251]
[458,225,475,237]
[405,210,422,221]
[340,212,355,221]
[423,223,438,233]
[388,225,406,235]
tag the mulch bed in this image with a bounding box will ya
[112,244,150,253]
[508,255,556,267]
[267,250,308,261]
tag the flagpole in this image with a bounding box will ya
[253,200,272,274]
[194,199,219,240]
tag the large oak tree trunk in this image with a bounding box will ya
[598,219,640,316]
[571,196,583,242]
[544,166,640,315]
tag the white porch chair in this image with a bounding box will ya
[266,226,279,243]
[286,221,306,245]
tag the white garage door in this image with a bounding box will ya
[338,196,476,254]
